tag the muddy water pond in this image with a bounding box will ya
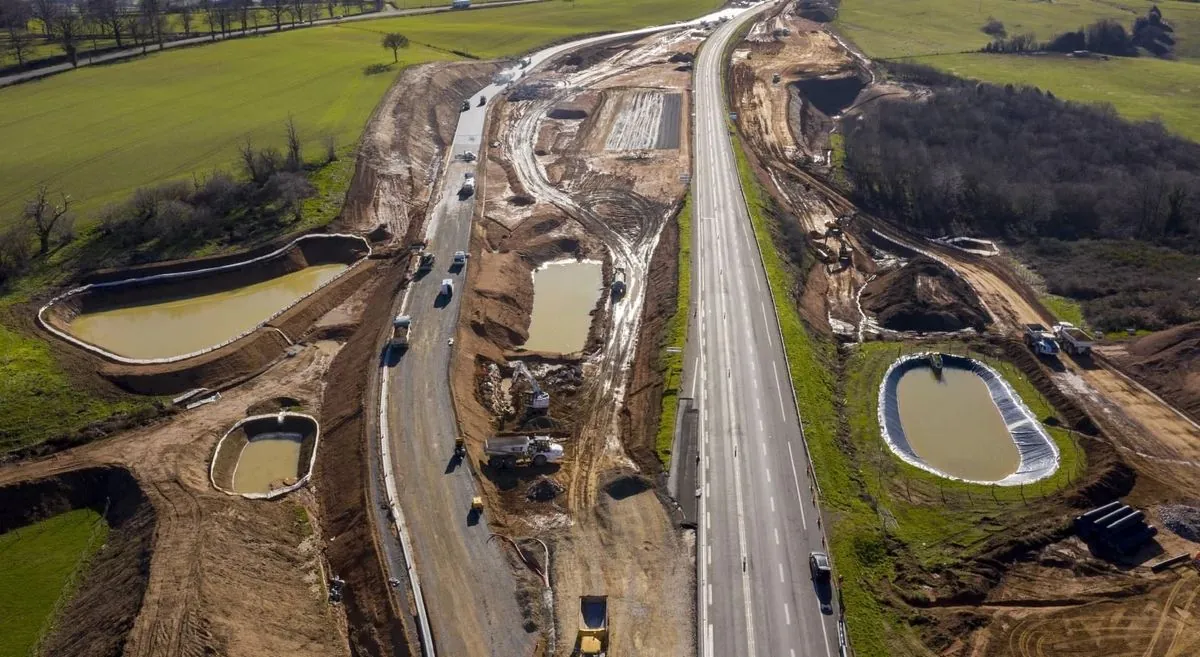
[68,264,347,359]
[524,260,603,354]
[233,435,303,495]
[896,366,1020,481]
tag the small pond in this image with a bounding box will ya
[524,260,603,354]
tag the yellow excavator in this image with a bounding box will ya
[574,595,609,656]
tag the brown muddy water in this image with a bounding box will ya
[524,260,603,354]
[232,435,302,495]
[68,264,347,359]
[896,366,1020,481]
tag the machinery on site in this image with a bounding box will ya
[461,150,477,162]
[459,173,476,199]
[390,315,411,349]
[1023,323,1060,356]
[460,100,471,111]
[610,267,627,300]
[478,95,487,107]
[573,595,609,656]
[511,361,551,412]
[417,251,435,272]
[484,435,564,469]
[1053,322,1095,356]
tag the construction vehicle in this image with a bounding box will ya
[610,267,627,300]
[484,435,564,469]
[453,436,467,459]
[459,173,476,199]
[417,251,435,272]
[478,95,487,107]
[511,361,551,412]
[1024,323,1060,356]
[461,150,477,162]
[772,72,781,84]
[1054,322,1095,356]
[390,315,412,349]
[440,279,454,298]
[574,595,609,656]
[460,100,470,111]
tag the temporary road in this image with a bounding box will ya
[687,4,842,657]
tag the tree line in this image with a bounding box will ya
[0,117,332,287]
[981,5,1177,58]
[0,0,382,70]
[841,63,1200,329]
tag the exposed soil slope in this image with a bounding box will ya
[1110,320,1200,420]
[862,256,991,332]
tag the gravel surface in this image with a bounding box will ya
[1158,504,1200,542]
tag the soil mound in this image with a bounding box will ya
[526,476,564,501]
[862,256,991,332]
[1119,321,1200,419]
[0,467,154,657]
[602,473,653,500]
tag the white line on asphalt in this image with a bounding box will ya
[774,527,780,545]
[760,303,773,348]
[707,583,712,606]
[772,361,787,417]
[758,418,765,434]
[784,603,792,626]
[760,441,766,456]
[787,441,808,530]
[821,613,833,657]
[778,563,785,583]
[765,468,771,483]
[770,496,775,513]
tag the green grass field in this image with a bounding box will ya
[655,194,692,466]
[0,509,109,657]
[837,0,1200,140]
[0,0,720,225]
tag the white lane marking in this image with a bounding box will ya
[774,527,779,545]
[787,441,808,530]
[765,468,771,483]
[778,563,785,583]
[707,583,712,606]
[760,441,766,456]
[770,496,775,513]
[758,419,765,435]
[772,361,787,417]
[760,303,773,348]
[820,614,833,657]
[784,602,792,626]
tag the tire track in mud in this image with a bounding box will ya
[126,478,204,657]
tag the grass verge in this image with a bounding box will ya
[655,193,692,466]
[0,508,109,657]
[1040,293,1087,329]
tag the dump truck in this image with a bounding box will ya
[390,315,411,348]
[1053,322,1095,356]
[1024,323,1060,356]
[484,435,564,469]
[574,595,608,656]
[610,267,627,300]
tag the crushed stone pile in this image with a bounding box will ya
[1158,504,1200,543]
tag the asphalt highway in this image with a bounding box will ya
[687,5,841,657]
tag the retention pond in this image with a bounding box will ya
[210,413,320,499]
[524,259,603,354]
[68,264,346,360]
[39,234,368,363]
[879,353,1059,485]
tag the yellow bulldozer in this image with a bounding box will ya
[573,595,609,656]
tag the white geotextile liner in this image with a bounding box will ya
[209,412,321,500]
[877,353,1059,486]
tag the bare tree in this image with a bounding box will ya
[1,0,34,67]
[285,115,302,171]
[323,134,337,163]
[267,0,286,30]
[31,0,56,35]
[179,4,193,35]
[289,0,302,26]
[52,6,83,67]
[85,0,124,48]
[324,0,336,18]
[235,0,249,34]
[382,31,407,62]
[198,0,216,40]
[139,0,164,48]
[23,186,74,255]
[303,0,319,24]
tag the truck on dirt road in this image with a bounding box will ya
[484,435,564,469]
[1024,323,1060,356]
[390,315,411,349]
[573,595,609,656]
[1053,322,1095,356]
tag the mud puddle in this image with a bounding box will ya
[524,260,603,354]
[233,435,302,494]
[896,366,1020,481]
[69,264,347,359]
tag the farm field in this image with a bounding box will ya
[0,508,108,657]
[836,0,1200,140]
[0,0,721,225]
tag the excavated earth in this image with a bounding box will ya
[1103,320,1200,422]
[861,256,991,332]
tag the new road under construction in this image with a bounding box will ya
[5,1,1200,657]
